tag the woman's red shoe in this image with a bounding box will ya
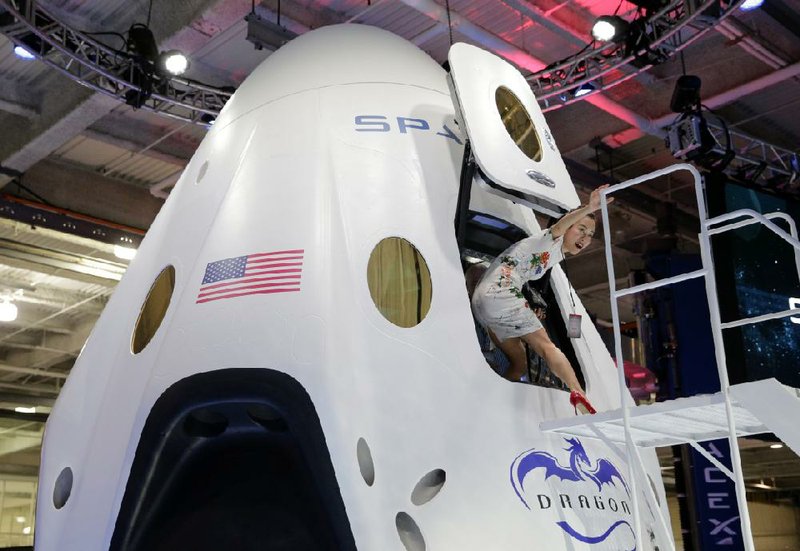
[570,391,596,415]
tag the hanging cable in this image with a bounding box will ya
[146,0,154,27]
[445,0,453,46]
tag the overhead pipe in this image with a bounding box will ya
[716,19,788,70]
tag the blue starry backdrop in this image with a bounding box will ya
[721,183,800,388]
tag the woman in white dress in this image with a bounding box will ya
[472,185,612,410]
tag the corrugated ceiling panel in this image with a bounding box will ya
[52,136,184,186]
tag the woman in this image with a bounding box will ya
[471,185,612,413]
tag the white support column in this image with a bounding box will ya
[599,189,643,547]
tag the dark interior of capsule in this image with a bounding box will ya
[109,369,356,551]
[462,210,586,391]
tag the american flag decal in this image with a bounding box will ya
[196,249,303,304]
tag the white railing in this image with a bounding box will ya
[597,163,800,551]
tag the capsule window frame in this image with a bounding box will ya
[494,85,544,163]
[366,237,433,329]
[131,264,176,354]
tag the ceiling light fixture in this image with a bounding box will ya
[160,50,189,76]
[573,82,597,98]
[14,407,36,414]
[13,44,35,60]
[0,299,18,322]
[751,479,774,490]
[124,23,190,107]
[114,245,138,261]
[739,0,764,10]
[769,443,784,449]
[591,16,630,43]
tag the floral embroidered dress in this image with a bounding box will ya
[472,229,564,341]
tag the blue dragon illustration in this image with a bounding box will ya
[510,438,635,548]
[511,437,629,506]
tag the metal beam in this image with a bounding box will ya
[0,238,126,282]
[0,0,238,189]
[0,408,48,423]
[0,363,67,380]
[6,316,96,372]
[0,392,54,407]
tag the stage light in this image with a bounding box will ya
[591,16,629,43]
[127,24,159,66]
[0,299,18,322]
[670,75,702,113]
[740,0,764,10]
[573,82,597,98]
[160,50,189,76]
[13,45,35,60]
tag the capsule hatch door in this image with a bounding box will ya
[447,43,580,215]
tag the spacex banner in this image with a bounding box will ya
[689,440,745,550]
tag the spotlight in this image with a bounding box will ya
[13,44,35,60]
[740,0,764,10]
[573,82,597,98]
[159,50,189,76]
[591,16,629,43]
[670,75,702,113]
[127,24,159,67]
[200,113,216,126]
[0,299,18,322]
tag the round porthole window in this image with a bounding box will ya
[495,86,543,162]
[196,160,209,184]
[131,265,176,354]
[367,237,432,328]
[53,467,73,509]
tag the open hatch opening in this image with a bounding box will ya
[462,210,585,391]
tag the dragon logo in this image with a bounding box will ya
[511,438,636,549]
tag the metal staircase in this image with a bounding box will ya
[540,163,800,551]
